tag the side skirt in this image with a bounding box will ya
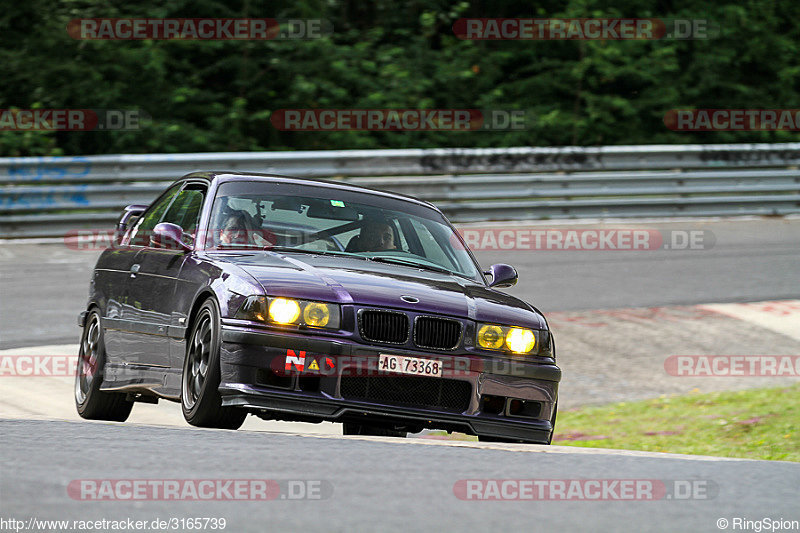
[100,363,181,401]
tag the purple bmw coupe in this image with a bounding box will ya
[75,172,560,443]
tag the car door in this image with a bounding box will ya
[114,182,184,368]
[103,183,182,368]
[126,182,207,369]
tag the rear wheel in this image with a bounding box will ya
[181,298,246,430]
[343,423,407,437]
[74,310,133,421]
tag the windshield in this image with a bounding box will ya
[206,180,481,280]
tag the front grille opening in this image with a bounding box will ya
[340,376,471,412]
[256,368,293,389]
[359,310,409,344]
[298,376,321,393]
[414,316,461,350]
[507,399,542,419]
[480,394,506,415]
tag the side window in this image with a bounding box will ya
[161,184,206,244]
[128,184,182,247]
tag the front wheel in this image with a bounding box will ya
[74,310,133,421]
[181,298,246,430]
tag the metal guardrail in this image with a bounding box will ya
[1,143,800,237]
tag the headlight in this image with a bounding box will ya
[476,323,538,354]
[505,328,536,353]
[235,296,340,329]
[234,296,267,322]
[303,302,331,327]
[477,325,505,349]
[269,298,301,324]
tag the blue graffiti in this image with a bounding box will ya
[3,156,93,180]
[0,186,90,209]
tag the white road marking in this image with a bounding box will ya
[699,300,800,343]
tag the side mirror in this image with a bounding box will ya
[115,204,148,243]
[485,263,518,288]
[151,222,191,252]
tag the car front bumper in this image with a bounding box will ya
[218,325,561,443]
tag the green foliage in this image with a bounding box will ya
[2,0,799,155]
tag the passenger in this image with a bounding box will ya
[219,211,275,247]
[219,212,249,246]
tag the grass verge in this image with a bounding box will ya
[553,384,799,461]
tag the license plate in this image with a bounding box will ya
[378,354,442,378]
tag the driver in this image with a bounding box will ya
[357,221,396,251]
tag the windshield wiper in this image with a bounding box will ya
[367,256,456,276]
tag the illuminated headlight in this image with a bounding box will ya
[235,296,340,329]
[505,328,536,354]
[269,298,301,324]
[476,323,538,354]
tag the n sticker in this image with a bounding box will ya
[285,350,306,372]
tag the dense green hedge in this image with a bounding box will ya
[1,0,798,156]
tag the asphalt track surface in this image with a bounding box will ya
[2,419,799,533]
[1,217,799,532]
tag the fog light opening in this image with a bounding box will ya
[506,398,543,419]
[481,394,506,415]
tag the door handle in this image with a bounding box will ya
[130,264,140,277]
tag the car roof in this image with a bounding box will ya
[180,171,439,211]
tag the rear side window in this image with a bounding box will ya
[128,184,182,247]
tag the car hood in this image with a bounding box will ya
[214,252,546,329]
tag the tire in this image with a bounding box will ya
[74,310,133,422]
[181,298,246,430]
[343,423,407,437]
